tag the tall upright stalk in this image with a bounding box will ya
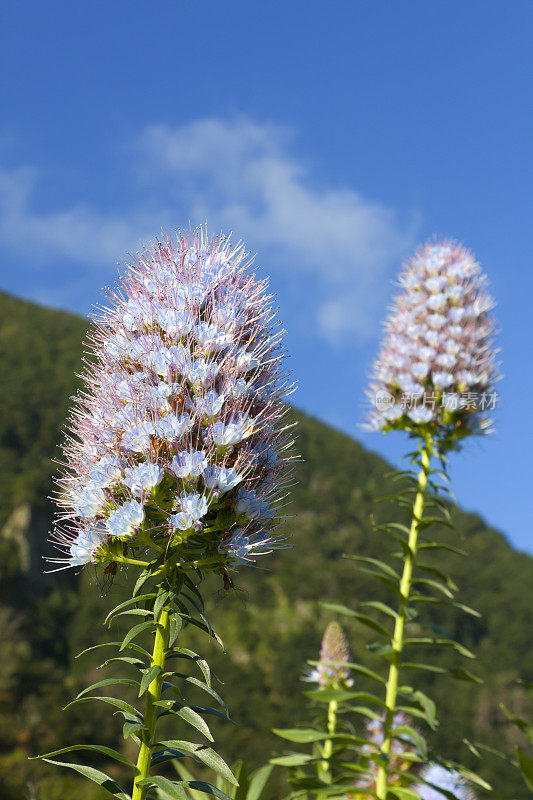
[376,436,432,800]
[132,591,172,800]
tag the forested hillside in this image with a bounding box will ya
[1,290,531,800]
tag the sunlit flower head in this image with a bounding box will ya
[48,228,295,574]
[367,240,498,442]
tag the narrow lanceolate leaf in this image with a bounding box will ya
[158,742,237,786]
[76,677,139,698]
[169,614,183,646]
[120,620,157,651]
[63,695,142,720]
[343,555,400,578]
[154,700,214,740]
[154,590,171,622]
[246,764,274,800]
[139,665,163,696]
[185,677,229,712]
[105,593,156,626]
[320,603,390,636]
[403,637,475,658]
[391,724,428,758]
[35,744,134,767]
[39,758,131,799]
[137,776,188,800]
[173,763,212,800]
[360,600,398,619]
[269,753,316,767]
[76,641,151,660]
[273,728,333,743]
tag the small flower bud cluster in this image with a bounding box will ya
[49,230,294,572]
[412,763,476,800]
[367,241,497,437]
[314,622,353,688]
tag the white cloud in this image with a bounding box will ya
[0,117,416,341]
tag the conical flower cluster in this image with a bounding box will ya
[367,241,497,439]
[49,230,294,573]
[412,763,475,800]
[315,621,353,688]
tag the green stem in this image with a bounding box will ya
[375,436,432,800]
[132,595,171,800]
[318,696,338,795]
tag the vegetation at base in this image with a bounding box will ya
[1,290,532,799]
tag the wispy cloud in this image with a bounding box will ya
[0,117,416,341]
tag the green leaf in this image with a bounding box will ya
[388,788,420,800]
[173,763,210,800]
[403,638,475,658]
[344,555,399,578]
[151,747,189,766]
[247,764,274,800]
[188,780,236,800]
[120,620,156,651]
[138,776,188,799]
[76,641,151,660]
[273,728,327,743]
[39,758,131,799]
[391,724,428,758]
[36,744,134,767]
[158,741,237,786]
[411,577,454,598]
[185,677,229,712]
[270,754,316,767]
[418,541,466,556]
[320,604,390,637]
[100,656,147,670]
[105,593,156,626]
[449,668,482,683]
[154,590,171,621]
[360,600,398,620]
[76,678,139,698]
[169,613,184,646]
[63,695,141,720]
[516,748,533,791]
[154,701,214,740]
[139,664,163,696]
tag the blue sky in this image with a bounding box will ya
[1,1,532,551]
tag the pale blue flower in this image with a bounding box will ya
[218,528,273,564]
[198,389,225,419]
[235,489,273,521]
[433,372,455,388]
[204,465,242,493]
[124,462,164,497]
[106,500,145,538]
[171,450,208,479]
[74,484,106,517]
[121,421,155,452]
[187,358,220,388]
[210,416,252,447]
[171,493,208,530]
[408,407,434,424]
[154,413,191,442]
[69,524,107,566]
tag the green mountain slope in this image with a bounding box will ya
[0,290,531,800]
